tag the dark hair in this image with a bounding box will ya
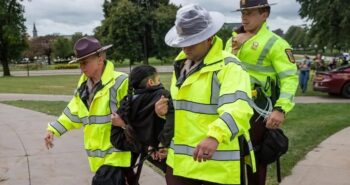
[124,65,158,143]
[258,6,271,17]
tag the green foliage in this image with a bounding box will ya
[296,0,350,51]
[53,37,73,59]
[53,64,80,69]
[71,32,84,46]
[217,27,233,44]
[95,0,178,64]
[0,0,28,76]
[284,26,308,48]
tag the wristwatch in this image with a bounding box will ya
[273,106,285,114]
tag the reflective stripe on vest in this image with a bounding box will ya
[220,112,239,140]
[211,71,220,104]
[257,35,278,65]
[50,121,67,135]
[63,107,82,123]
[247,140,253,152]
[174,100,218,115]
[86,147,121,158]
[218,90,253,108]
[278,69,297,79]
[224,57,247,71]
[279,92,294,101]
[241,61,275,73]
[170,141,240,161]
[109,75,128,113]
[81,115,111,125]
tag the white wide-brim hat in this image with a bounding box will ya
[165,4,225,48]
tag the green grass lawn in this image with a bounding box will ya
[0,71,331,97]
[1,100,349,185]
[0,73,173,95]
[0,57,172,71]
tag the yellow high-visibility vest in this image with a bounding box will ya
[225,22,298,112]
[47,61,131,172]
[167,36,255,184]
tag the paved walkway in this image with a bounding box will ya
[0,103,166,185]
[281,127,350,185]
[1,94,350,185]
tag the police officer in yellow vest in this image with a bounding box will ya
[44,37,131,184]
[225,0,298,184]
[162,4,255,185]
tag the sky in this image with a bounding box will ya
[22,0,306,37]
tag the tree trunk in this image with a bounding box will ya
[0,47,11,76]
[142,30,149,65]
[47,53,51,65]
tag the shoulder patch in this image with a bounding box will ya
[285,49,296,63]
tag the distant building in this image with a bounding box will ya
[223,23,241,31]
[33,23,38,38]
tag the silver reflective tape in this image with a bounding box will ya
[170,141,240,161]
[211,72,220,104]
[220,112,239,140]
[174,100,218,115]
[278,69,297,79]
[63,107,82,123]
[81,115,111,125]
[86,147,121,158]
[241,62,275,73]
[279,92,294,101]
[218,91,253,107]
[247,140,253,151]
[50,121,67,135]
[89,115,111,124]
[109,75,128,113]
[257,36,278,65]
[224,57,247,71]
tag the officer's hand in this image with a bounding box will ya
[111,112,126,128]
[44,131,54,150]
[193,137,218,162]
[266,110,285,129]
[155,95,169,118]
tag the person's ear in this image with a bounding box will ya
[146,78,153,87]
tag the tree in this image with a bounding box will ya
[53,37,73,60]
[217,27,233,44]
[296,0,350,52]
[95,0,178,64]
[0,0,28,76]
[284,26,308,48]
[71,32,84,46]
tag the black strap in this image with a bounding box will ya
[276,157,282,183]
[239,136,246,185]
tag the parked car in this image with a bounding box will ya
[313,65,350,98]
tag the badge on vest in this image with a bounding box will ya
[285,49,296,63]
[251,42,259,50]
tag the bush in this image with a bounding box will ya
[54,64,80,69]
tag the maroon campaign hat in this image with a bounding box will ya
[235,0,276,11]
[69,36,112,64]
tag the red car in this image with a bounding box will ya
[313,65,350,98]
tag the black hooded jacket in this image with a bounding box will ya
[110,85,174,153]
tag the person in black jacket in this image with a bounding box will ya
[110,65,174,173]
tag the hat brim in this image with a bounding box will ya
[233,3,277,12]
[69,44,113,64]
[165,12,225,48]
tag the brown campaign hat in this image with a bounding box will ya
[69,37,112,64]
[235,0,276,11]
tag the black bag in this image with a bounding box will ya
[92,165,126,185]
[256,128,289,165]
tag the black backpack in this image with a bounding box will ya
[255,128,289,183]
[256,128,289,164]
